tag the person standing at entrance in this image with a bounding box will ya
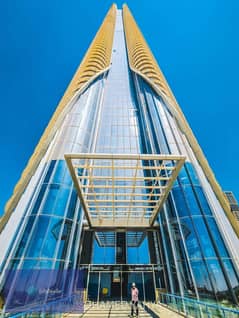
[130,282,139,317]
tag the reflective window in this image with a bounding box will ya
[127,236,150,264]
[31,184,47,215]
[206,217,229,258]
[42,185,70,216]
[25,216,50,258]
[52,161,66,184]
[53,186,70,216]
[41,217,62,258]
[41,184,59,213]
[179,217,202,259]
[43,160,56,183]
[192,216,216,258]
[185,163,200,186]
[15,216,35,258]
[88,273,99,301]
[56,220,73,260]
[190,260,214,297]
[178,167,190,186]
[69,225,78,263]
[184,186,202,216]
[193,186,212,216]
[66,189,78,219]
[223,259,239,289]
[206,260,228,294]
[172,187,189,217]
[92,237,116,264]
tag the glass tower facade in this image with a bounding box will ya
[0,4,239,311]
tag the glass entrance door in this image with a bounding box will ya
[87,272,99,301]
[144,272,155,301]
[127,272,144,301]
[99,273,112,301]
[85,266,156,302]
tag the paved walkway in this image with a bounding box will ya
[64,302,184,317]
[146,303,185,317]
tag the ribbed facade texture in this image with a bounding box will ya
[0,4,239,311]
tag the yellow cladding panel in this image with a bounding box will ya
[123,4,239,238]
[0,4,117,233]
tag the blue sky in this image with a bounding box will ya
[0,0,239,215]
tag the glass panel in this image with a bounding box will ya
[192,216,216,258]
[69,225,78,263]
[154,269,166,289]
[15,216,35,258]
[99,273,112,301]
[8,259,20,270]
[31,184,47,215]
[127,236,150,264]
[63,167,74,186]
[43,160,56,183]
[177,261,196,297]
[168,218,187,262]
[41,184,59,213]
[190,260,215,301]
[144,272,155,301]
[37,260,53,269]
[56,220,73,260]
[172,187,189,217]
[206,259,232,303]
[179,217,202,259]
[185,162,200,186]
[52,160,66,184]
[53,186,70,216]
[92,237,115,264]
[41,217,63,258]
[223,259,239,290]
[184,186,201,216]
[25,216,50,258]
[206,217,229,258]
[193,186,212,216]
[88,272,99,301]
[21,259,38,269]
[66,189,78,219]
[223,259,239,292]
[42,185,70,217]
[178,167,190,186]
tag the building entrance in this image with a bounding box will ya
[78,230,167,302]
[80,265,161,302]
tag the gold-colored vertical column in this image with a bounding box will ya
[123,4,239,238]
[0,4,117,233]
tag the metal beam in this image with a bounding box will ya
[65,153,185,228]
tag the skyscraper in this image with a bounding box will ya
[0,4,239,311]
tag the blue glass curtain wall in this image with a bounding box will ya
[2,160,82,309]
[133,74,239,305]
[1,75,106,308]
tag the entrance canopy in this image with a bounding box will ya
[65,153,185,228]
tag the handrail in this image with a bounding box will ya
[160,293,239,317]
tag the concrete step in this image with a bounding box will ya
[64,303,152,317]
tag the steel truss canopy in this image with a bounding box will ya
[65,153,185,228]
